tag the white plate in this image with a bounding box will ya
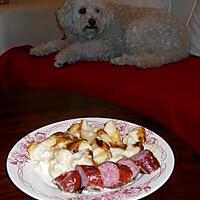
[6,117,175,200]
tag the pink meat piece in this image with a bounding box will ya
[98,161,120,188]
[117,163,133,186]
[98,161,133,188]
[117,157,140,179]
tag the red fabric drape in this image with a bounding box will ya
[1,45,200,152]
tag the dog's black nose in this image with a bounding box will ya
[88,18,96,26]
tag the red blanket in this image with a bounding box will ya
[1,45,200,153]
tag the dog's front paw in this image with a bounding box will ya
[110,57,124,65]
[54,60,67,68]
[110,54,136,66]
[135,56,161,69]
[54,54,68,68]
[30,46,48,56]
[54,52,77,68]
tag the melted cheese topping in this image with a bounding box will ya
[28,120,145,179]
[49,149,74,178]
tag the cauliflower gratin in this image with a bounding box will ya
[27,119,160,193]
[28,120,145,179]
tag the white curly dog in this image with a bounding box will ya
[30,0,190,68]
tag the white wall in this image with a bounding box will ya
[171,0,195,23]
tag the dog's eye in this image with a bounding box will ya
[95,8,100,13]
[79,8,86,14]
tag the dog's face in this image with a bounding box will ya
[57,0,112,40]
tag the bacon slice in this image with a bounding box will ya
[53,170,81,193]
[75,165,104,190]
[131,149,160,174]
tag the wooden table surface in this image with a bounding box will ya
[0,89,199,200]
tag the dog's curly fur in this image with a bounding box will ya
[30,0,190,68]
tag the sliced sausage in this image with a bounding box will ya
[131,149,160,174]
[53,170,81,193]
[75,165,104,190]
[98,161,133,188]
[117,157,140,179]
[117,163,133,186]
[98,161,120,188]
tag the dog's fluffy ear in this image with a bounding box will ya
[56,0,72,29]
